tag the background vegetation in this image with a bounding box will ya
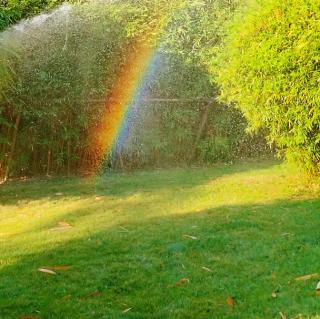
[0,0,319,178]
[0,0,73,31]
[0,0,272,179]
[113,52,271,170]
[214,0,320,173]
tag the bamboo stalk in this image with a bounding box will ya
[191,102,212,161]
[4,113,21,181]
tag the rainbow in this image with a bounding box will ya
[81,33,161,175]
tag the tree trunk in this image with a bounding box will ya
[4,113,21,181]
[0,124,10,158]
[67,140,71,176]
[118,151,124,170]
[46,147,51,176]
[0,124,11,176]
[191,102,212,161]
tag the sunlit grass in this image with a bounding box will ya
[1,160,320,318]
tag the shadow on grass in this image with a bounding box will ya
[0,159,279,205]
[1,198,320,318]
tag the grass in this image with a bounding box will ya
[1,159,320,318]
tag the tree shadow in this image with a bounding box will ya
[1,197,320,318]
[0,158,279,204]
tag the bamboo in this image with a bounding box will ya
[4,113,21,181]
[191,102,212,161]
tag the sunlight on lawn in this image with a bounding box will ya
[1,161,320,318]
[1,161,319,262]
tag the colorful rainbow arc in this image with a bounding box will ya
[82,33,161,174]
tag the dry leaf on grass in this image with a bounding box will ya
[55,192,63,196]
[182,234,197,240]
[316,282,320,295]
[122,308,132,313]
[38,268,56,275]
[202,266,212,272]
[281,233,293,237]
[226,296,235,307]
[295,273,319,281]
[80,290,102,300]
[58,221,72,227]
[50,221,73,231]
[272,288,280,298]
[279,311,287,319]
[45,265,71,271]
[176,278,189,286]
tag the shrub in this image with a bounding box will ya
[215,0,320,173]
[0,0,75,31]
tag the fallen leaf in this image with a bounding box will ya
[119,226,129,232]
[122,308,132,313]
[295,273,319,281]
[38,268,56,275]
[281,233,292,237]
[58,221,72,227]
[50,221,73,231]
[176,278,189,286]
[272,288,280,298]
[80,290,102,300]
[279,311,287,319]
[45,265,71,271]
[55,192,63,196]
[95,196,103,201]
[202,266,212,272]
[226,296,235,307]
[316,281,320,295]
[50,227,71,232]
[182,234,197,240]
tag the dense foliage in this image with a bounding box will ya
[163,0,240,67]
[0,0,272,179]
[0,0,74,31]
[117,53,271,170]
[215,0,320,173]
[0,1,172,178]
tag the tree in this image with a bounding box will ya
[215,0,320,173]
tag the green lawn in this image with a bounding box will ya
[1,160,320,318]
